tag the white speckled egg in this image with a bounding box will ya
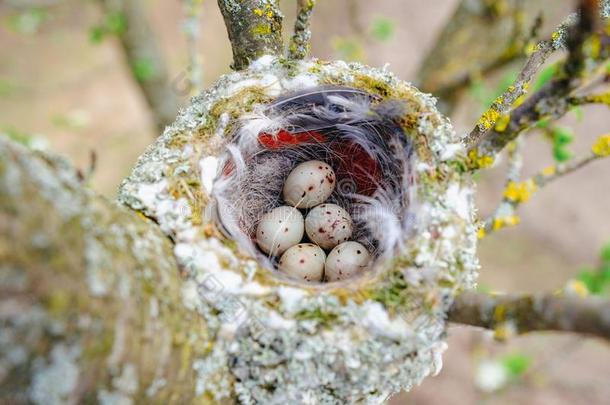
[283,160,335,208]
[278,243,326,282]
[305,203,353,250]
[256,206,304,256]
[325,241,370,282]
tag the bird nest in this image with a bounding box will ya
[119,57,479,403]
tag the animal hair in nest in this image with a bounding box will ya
[212,86,418,273]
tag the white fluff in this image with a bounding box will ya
[210,87,417,279]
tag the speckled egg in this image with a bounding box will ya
[278,243,326,282]
[283,160,335,208]
[256,206,304,256]
[324,241,370,281]
[305,203,353,249]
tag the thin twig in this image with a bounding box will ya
[99,0,180,134]
[182,0,204,96]
[479,134,610,236]
[288,0,317,60]
[467,0,606,162]
[416,0,544,114]
[464,39,555,148]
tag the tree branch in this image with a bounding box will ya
[468,0,606,160]
[217,0,284,70]
[416,0,543,114]
[479,134,610,236]
[0,136,207,402]
[288,0,317,60]
[100,0,180,134]
[449,291,610,340]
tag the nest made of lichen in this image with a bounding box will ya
[118,57,479,403]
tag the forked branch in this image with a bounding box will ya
[467,0,607,162]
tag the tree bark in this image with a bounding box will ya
[217,0,284,70]
[449,291,610,340]
[0,136,207,403]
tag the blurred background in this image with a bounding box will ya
[1,0,609,403]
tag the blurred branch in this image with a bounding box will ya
[468,0,608,162]
[479,134,610,236]
[288,0,317,60]
[182,0,204,96]
[100,0,180,134]
[0,136,206,402]
[449,291,610,340]
[217,0,284,70]
[416,0,543,114]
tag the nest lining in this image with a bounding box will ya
[212,86,418,282]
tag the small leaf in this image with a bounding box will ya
[578,268,602,294]
[133,58,156,82]
[501,353,532,377]
[552,145,572,162]
[105,12,127,35]
[370,17,395,42]
[535,118,551,128]
[570,106,584,122]
[89,25,106,44]
[601,243,610,264]
[552,127,574,146]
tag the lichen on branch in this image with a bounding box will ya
[217,0,284,70]
[0,136,207,403]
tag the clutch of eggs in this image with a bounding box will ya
[255,159,370,283]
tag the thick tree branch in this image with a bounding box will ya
[217,0,284,70]
[0,136,206,403]
[100,0,180,134]
[449,291,610,340]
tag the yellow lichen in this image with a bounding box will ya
[592,134,610,156]
[586,35,602,59]
[525,42,537,56]
[467,149,495,170]
[252,23,272,35]
[512,94,526,108]
[253,8,263,16]
[494,114,510,132]
[586,92,610,106]
[477,108,501,131]
[492,215,520,231]
[503,180,537,203]
[565,279,589,298]
[542,165,556,176]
